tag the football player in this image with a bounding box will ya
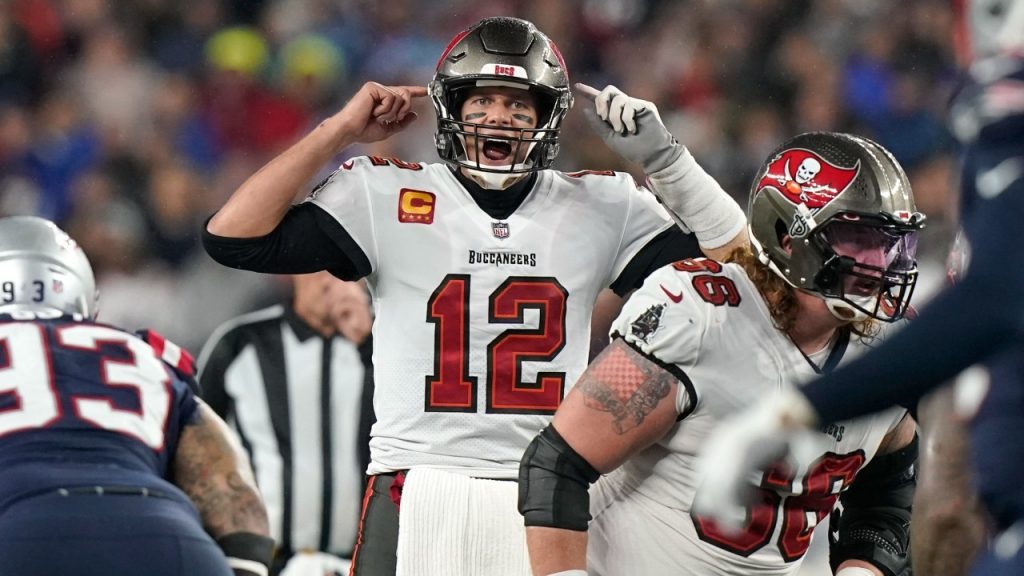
[519,132,924,576]
[695,2,1024,575]
[203,16,746,576]
[0,216,273,576]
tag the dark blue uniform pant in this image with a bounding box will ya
[0,490,233,576]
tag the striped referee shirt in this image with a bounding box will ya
[197,304,374,561]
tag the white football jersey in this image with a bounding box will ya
[593,258,907,575]
[309,157,677,478]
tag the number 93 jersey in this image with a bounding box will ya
[596,259,906,574]
[0,314,199,513]
[308,157,677,478]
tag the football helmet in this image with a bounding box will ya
[0,216,98,319]
[747,132,925,322]
[429,17,573,187]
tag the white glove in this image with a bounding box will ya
[692,389,822,533]
[576,83,683,175]
[280,551,350,576]
[576,83,746,250]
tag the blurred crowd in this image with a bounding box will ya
[0,0,960,353]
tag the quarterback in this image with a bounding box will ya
[204,16,745,576]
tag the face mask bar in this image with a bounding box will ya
[436,117,559,174]
[811,219,921,322]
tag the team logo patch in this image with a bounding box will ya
[757,148,859,208]
[398,189,436,224]
[630,304,665,344]
[480,63,528,79]
[492,221,509,239]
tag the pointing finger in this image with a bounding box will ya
[574,82,601,100]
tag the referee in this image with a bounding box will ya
[197,272,374,576]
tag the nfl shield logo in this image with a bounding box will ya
[492,221,509,239]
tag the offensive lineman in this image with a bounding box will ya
[520,132,923,576]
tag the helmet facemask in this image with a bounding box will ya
[430,17,573,189]
[805,217,920,322]
[432,82,566,180]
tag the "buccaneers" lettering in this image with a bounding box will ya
[468,251,537,267]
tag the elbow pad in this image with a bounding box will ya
[830,435,918,576]
[518,425,601,531]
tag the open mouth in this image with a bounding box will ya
[848,278,881,297]
[481,138,514,163]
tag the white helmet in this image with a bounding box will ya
[0,216,98,319]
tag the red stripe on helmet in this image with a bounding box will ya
[436,28,472,71]
[548,38,569,78]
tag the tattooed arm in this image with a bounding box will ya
[174,401,274,576]
[524,338,683,576]
[174,400,269,537]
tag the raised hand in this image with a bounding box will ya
[575,83,681,174]
[336,81,429,146]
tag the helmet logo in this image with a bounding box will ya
[480,63,528,79]
[758,148,860,209]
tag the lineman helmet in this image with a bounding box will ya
[748,132,925,322]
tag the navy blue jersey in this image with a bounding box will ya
[970,350,1024,529]
[0,313,200,513]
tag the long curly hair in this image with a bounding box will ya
[723,245,879,342]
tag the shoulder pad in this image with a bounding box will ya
[135,329,196,378]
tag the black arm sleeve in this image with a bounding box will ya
[830,435,918,576]
[201,203,372,280]
[803,177,1024,424]
[610,226,701,296]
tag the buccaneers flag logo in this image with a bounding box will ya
[756,148,860,209]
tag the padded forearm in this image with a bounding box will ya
[647,147,746,249]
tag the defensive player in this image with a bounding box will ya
[203,16,745,576]
[520,132,923,576]
[695,3,1024,574]
[0,216,273,576]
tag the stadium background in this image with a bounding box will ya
[0,1,959,572]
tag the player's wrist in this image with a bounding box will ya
[647,147,747,249]
[641,139,685,176]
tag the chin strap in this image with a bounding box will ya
[462,166,531,190]
[824,296,870,323]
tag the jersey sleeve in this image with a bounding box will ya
[609,263,708,414]
[609,177,678,285]
[305,157,380,272]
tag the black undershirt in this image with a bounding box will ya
[202,167,701,293]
